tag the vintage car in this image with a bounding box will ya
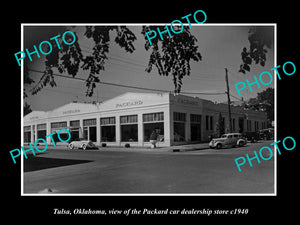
[209,133,247,149]
[68,138,98,150]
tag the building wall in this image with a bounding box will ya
[24,92,171,147]
[23,92,268,147]
[170,94,268,143]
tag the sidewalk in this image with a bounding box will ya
[162,142,210,152]
[45,142,210,153]
[87,142,209,153]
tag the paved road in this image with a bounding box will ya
[23,141,275,194]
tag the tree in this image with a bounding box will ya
[239,26,273,74]
[26,25,202,96]
[29,26,137,97]
[23,101,32,116]
[245,87,274,123]
[141,26,202,93]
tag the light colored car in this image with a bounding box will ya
[68,138,98,150]
[209,133,247,149]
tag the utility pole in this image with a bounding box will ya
[225,68,232,133]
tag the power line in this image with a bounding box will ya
[28,68,225,96]
[229,93,243,101]
[81,45,229,81]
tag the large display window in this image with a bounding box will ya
[190,114,201,141]
[24,126,31,143]
[70,120,80,141]
[120,115,138,142]
[51,121,67,142]
[83,119,97,142]
[100,117,116,142]
[173,112,186,141]
[143,112,164,142]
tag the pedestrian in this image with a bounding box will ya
[150,129,158,149]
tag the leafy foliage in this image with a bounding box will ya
[244,87,274,122]
[23,101,32,116]
[81,26,136,96]
[30,31,83,95]
[239,27,273,74]
[141,26,202,93]
[28,25,201,96]
[29,26,137,97]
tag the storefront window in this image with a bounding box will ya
[37,123,46,138]
[174,122,185,141]
[70,120,80,141]
[100,117,116,142]
[24,126,31,143]
[83,119,97,142]
[173,112,186,142]
[51,121,67,142]
[120,115,138,142]
[190,114,201,141]
[206,115,209,130]
[143,112,164,142]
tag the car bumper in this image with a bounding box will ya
[209,142,216,148]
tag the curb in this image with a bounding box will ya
[170,146,209,152]
[45,144,211,153]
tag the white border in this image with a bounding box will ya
[21,23,277,196]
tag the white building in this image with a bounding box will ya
[23,92,268,147]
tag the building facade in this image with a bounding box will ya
[23,92,268,147]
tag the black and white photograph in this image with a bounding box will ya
[4,4,298,221]
[22,24,275,195]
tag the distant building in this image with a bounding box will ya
[24,92,268,147]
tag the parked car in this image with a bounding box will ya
[244,131,260,142]
[68,138,98,150]
[257,128,274,140]
[209,133,247,149]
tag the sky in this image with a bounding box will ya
[24,24,275,111]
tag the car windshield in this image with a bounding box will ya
[221,135,227,138]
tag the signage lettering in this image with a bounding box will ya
[116,100,143,108]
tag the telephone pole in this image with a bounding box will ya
[225,68,232,133]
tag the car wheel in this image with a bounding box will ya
[239,141,244,147]
[216,143,222,149]
[68,144,74,150]
[82,144,87,150]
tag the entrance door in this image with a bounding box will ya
[70,128,80,141]
[89,126,97,142]
[239,117,244,133]
[191,123,201,142]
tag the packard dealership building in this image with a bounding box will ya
[23,92,268,147]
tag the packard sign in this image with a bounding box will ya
[62,109,80,115]
[175,98,198,106]
[116,100,143,108]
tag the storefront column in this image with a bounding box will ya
[46,121,51,145]
[164,108,171,146]
[79,119,83,139]
[30,125,34,144]
[186,113,191,142]
[169,109,174,146]
[96,117,100,145]
[34,124,37,144]
[115,116,121,146]
[138,114,143,146]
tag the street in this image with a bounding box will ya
[23,141,275,194]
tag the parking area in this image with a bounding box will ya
[23,141,275,194]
